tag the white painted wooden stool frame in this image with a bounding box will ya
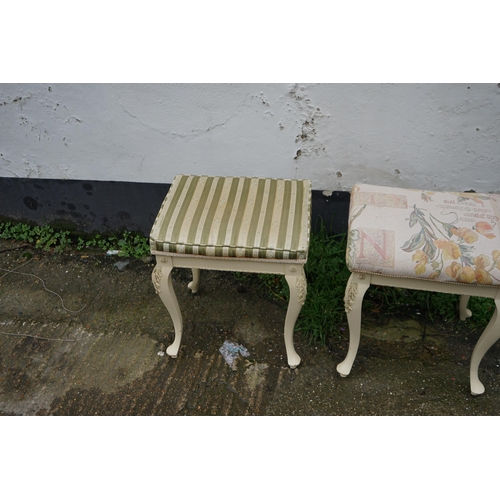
[150,175,311,368]
[337,183,500,395]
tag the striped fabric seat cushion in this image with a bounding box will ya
[150,175,311,260]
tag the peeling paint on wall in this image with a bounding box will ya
[288,83,328,160]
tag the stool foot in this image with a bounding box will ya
[166,344,180,358]
[470,383,485,396]
[188,268,200,294]
[459,295,472,321]
[287,351,301,369]
[336,364,351,377]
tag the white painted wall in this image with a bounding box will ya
[1,83,499,192]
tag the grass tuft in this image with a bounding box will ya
[295,228,351,343]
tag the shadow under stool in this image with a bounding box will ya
[337,183,500,395]
[150,174,312,368]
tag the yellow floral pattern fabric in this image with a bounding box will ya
[347,184,500,286]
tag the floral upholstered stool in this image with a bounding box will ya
[337,183,500,395]
[150,174,311,368]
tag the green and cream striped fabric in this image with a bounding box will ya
[150,175,311,260]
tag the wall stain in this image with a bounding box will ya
[23,196,39,211]
[0,95,32,107]
[288,84,327,159]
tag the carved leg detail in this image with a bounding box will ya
[188,268,201,293]
[470,297,500,395]
[284,266,307,368]
[459,295,472,321]
[152,260,183,358]
[337,273,371,377]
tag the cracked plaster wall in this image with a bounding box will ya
[1,83,499,192]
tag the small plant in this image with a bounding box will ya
[116,231,150,258]
[0,222,32,241]
[34,225,72,253]
[0,220,150,259]
[0,222,72,253]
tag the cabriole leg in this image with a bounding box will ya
[459,295,472,321]
[152,257,183,358]
[337,273,371,377]
[284,265,307,368]
[188,268,201,293]
[470,296,500,395]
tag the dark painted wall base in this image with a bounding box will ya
[0,177,350,236]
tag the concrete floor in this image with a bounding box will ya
[1,244,500,416]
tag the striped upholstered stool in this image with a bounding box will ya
[337,183,500,395]
[150,174,311,368]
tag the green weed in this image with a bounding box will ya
[0,222,72,253]
[0,221,150,259]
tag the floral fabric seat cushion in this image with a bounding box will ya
[150,175,311,260]
[347,184,500,286]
